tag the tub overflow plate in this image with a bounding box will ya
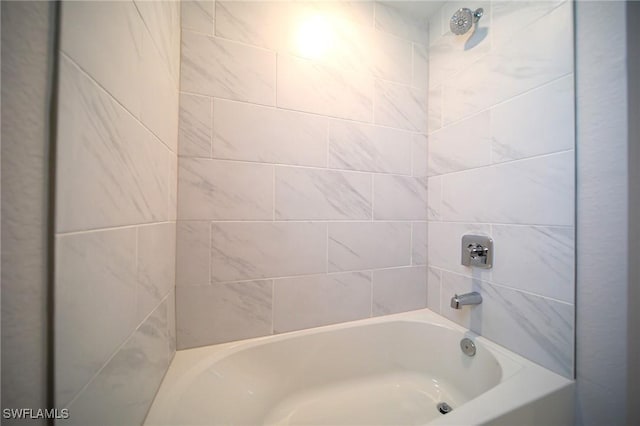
[460,338,476,356]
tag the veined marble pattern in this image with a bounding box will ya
[211,222,327,282]
[214,1,288,51]
[168,154,178,220]
[428,84,443,133]
[440,151,575,225]
[177,158,273,220]
[438,271,573,377]
[411,222,428,266]
[178,93,212,157]
[491,75,575,163]
[176,221,210,287]
[215,2,374,75]
[373,175,428,220]
[328,222,411,272]
[427,176,442,221]
[412,43,429,90]
[275,167,372,220]
[277,54,374,122]
[140,29,179,152]
[372,266,428,315]
[491,0,567,48]
[428,111,491,176]
[428,5,491,88]
[328,120,413,175]
[61,1,143,118]
[442,2,573,123]
[374,2,429,43]
[181,30,276,105]
[412,134,429,178]
[136,223,176,323]
[371,29,413,84]
[57,56,169,232]
[374,80,427,132]
[273,272,372,333]
[492,225,575,303]
[213,99,327,166]
[134,0,181,85]
[181,0,214,35]
[427,267,441,313]
[176,281,272,348]
[56,228,138,408]
[66,300,171,424]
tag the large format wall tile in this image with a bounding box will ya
[374,80,427,132]
[176,221,210,287]
[329,222,411,272]
[179,93,212,157]
[178,158,273,220]
[428,111,491,176]
[440,151,575,225]
[173,1,437,349]
[213,99,327,166]
[140,29,179,152]
[134,0,181,85]
[372,266,428,315]
[61,1,143,117]
[491,225,574,303]
[57,57,169,232]
[275,167,372,220]
[211,222,327,282]
[491,75,575,163]
[181,30,276,105]
[373,175,428,220]
[136,222,176,323]
[374,2,429,43]
[181,0,214,35]
[442,2,573,123]
[277,54,373,122]
[273,272,371,333]
[412,222,428,265]
[66,301,171,425]
[328,120,413,175]
[439,271,573,377]
[176,281,272,348]
[56,228,138,407]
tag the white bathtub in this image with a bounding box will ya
[145,309,573,425]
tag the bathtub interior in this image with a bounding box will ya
[146,313,530,425]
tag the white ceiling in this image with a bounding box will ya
[380,1,446,20]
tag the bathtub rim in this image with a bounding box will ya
[145,308,574,426]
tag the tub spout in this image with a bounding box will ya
[450,292,482,309]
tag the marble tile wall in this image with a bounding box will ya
[54,1,179,423]
[426,1,575,378]
[176,1,430,349]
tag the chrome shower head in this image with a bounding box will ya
[450,8,484,35]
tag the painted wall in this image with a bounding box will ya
[575,1,631,424]
[426,1,575,378]
[1,1,53,420]
[176,1,430,348]
[54,2,179,424]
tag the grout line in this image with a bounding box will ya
[272,167,276,221]
[208,222,213,285]
[427,148,575,178]
[178,155,418,177]
[429,266,574,306]
[60,52,178,155]
[177,93,426,135]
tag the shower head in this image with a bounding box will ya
[450,8,484,35]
